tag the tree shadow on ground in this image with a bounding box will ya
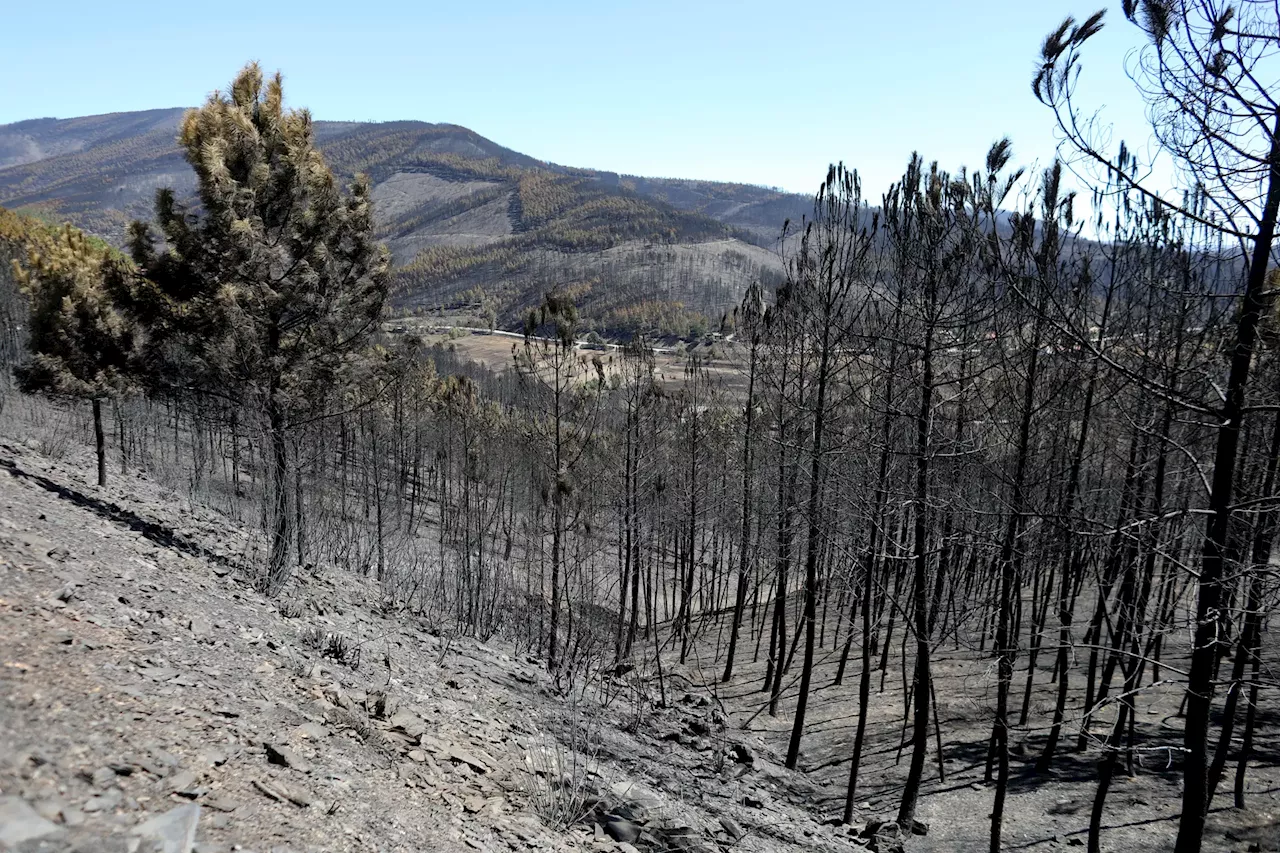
[0,449,238,571]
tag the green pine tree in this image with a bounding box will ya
[123,62,390,595]
[14,224,137,486]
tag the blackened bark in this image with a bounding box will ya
[1176,123,1280,853]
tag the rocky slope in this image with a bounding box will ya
[0,436,866,853]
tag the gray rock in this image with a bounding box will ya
[32,799,64,823]
[296,723,327,741]
[719,816,745,840]
[194,749,228,768]
[446,746,491,775]
[658,825,702,851]
[166,769,198,794]
[276,784,312,809]
[200,794,237,813]
[83,789,123,813]
[603,818,642,844]
[607,802,644,824]
[252,780,310,808]
[1047,798,1082,816]
[387,710,425,738]
[131,803,200,853]
[263,742,308,773]
[729,742,756,766]
[365,690,394,719]
[609,780,663,820]
[0,796,62,847]
[148,748,180,768]
[252,780,284,803]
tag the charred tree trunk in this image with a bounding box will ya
[1176,124,1280,853]
[92,397,106,487]
[724,330,760,682]
[897,314,934,831]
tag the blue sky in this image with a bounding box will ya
[2,0,1158,200]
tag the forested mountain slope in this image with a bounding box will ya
[0,111,804,336]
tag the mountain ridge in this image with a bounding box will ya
[0,110,806,336]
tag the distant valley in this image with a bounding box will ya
[0,109,807,337]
